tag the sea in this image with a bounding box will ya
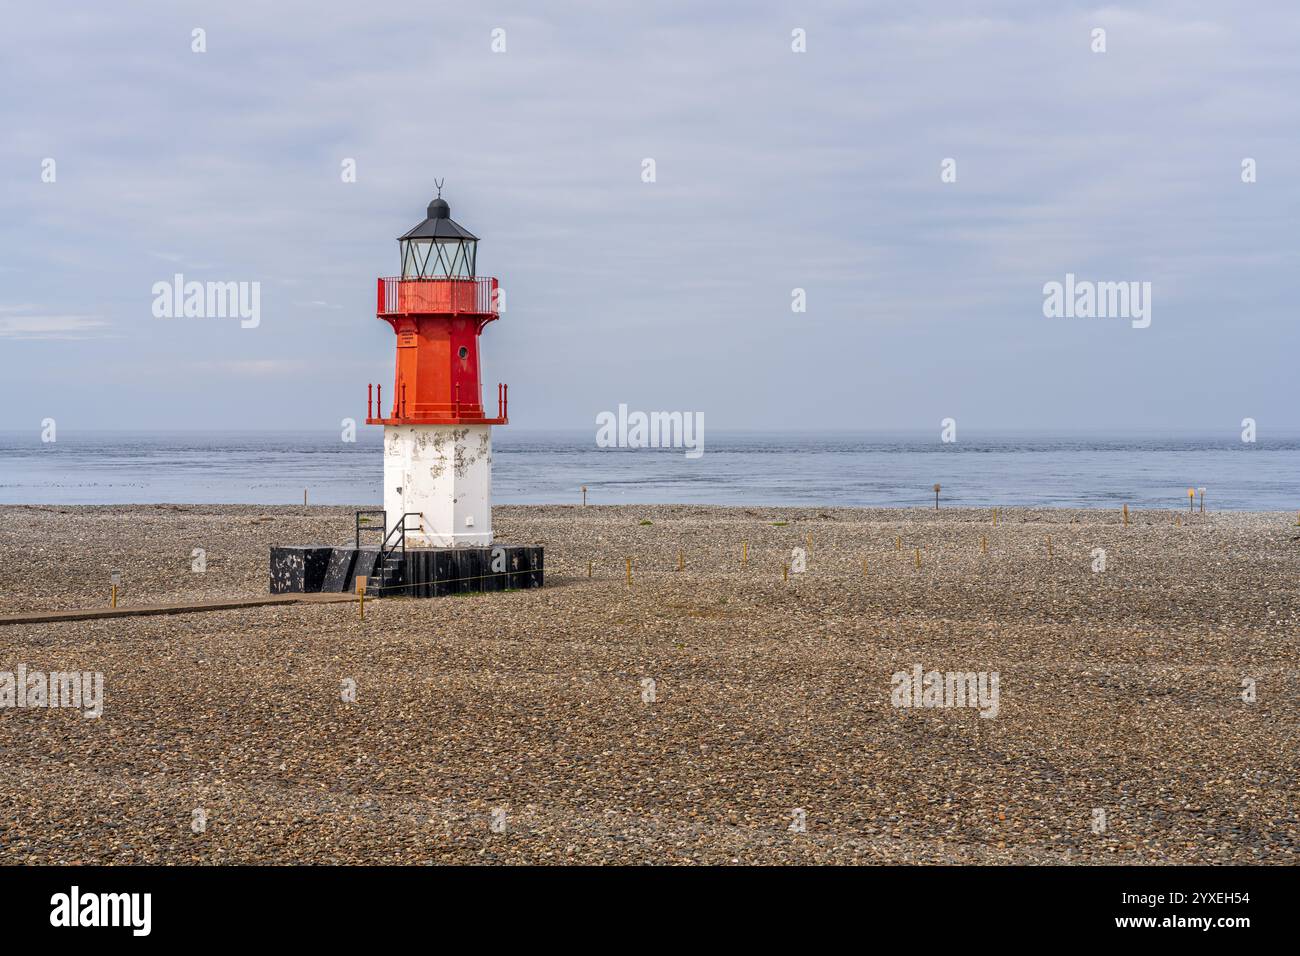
[1,430,1297,511]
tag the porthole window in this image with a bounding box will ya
[458,346,468,359]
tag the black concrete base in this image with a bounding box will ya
[321,547,360,592]
[269,546,332,594]
[269,545,543,597]
[353,548,380,583]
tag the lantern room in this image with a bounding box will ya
[399,197,478,278]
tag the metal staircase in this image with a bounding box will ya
[356,511,422,596]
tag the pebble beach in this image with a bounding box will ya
[0,503,1295,864]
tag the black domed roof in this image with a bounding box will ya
[399,194,478,241]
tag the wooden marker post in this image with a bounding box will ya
[677,551,684,572]
[914,548,921,569]
[981,535,988,555]
[1198,487,1206,513]
[992,508,998,527]
[587,560,592,578]
[806,532,813,553]
[895,536,902,552]
[1122,504,1129,527]
[110,570,121,608]
[742,542,748,566]
[356,576,367,619]
[933,483,941,510]
[783,564,789,583]
[581,485,587,507]
[304,489,308,508]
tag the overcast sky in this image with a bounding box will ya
[2,1,1297,433]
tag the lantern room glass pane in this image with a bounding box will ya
[436,239,472,277]
[401,240,431,278]
[400,238,477,278]
[434,242,458,276]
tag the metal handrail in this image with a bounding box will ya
[377,276,498,316]
[355,509,386,549]
[378,512,423,573]
[366,382,508,423]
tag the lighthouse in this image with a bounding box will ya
[269,190,540,597]
[365,191,507,549]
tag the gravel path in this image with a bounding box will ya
[0,504,1295,864]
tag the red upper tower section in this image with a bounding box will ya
[366,193,507,426]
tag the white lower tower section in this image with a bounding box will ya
[383,424,493,547]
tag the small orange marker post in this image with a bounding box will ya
[356,576,367,619]
[1187,488,1195,512]
[980,535,988,555]
[677,551,684,572]
[895,536,902,552]
[742,542,748,566]
[783,564,789,583]
[914,548,921,569]
[1123,504,1129,527]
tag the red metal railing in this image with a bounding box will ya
[367,382,508,424]
[376,277,498,316]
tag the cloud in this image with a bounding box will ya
[2,0,1299,428]
[0,314,110,340]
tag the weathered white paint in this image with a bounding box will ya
[382,424,493,547]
